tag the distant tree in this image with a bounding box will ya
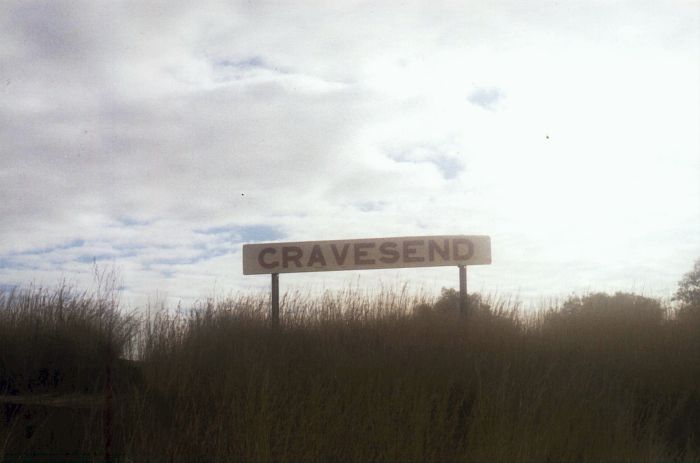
[415,287,490,317]
[545,292,666,330]
[563,292,664,318]
[674,258,700,320]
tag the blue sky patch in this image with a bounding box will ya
[239,225,284,242]
[113,243,147,252]
[19,239,85,256]
[431,156,464,180]
[118,217,150,227]
[0,283,18,293]
[468,87,504,110]
[196,224,284,243]
[216,56,266,69]
[0,257,37,271]
[76,254,115,264]
[149,247,231,267]
[388,147,464,181]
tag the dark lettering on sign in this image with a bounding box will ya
[428,239,450,262]
[282,246,303,268]
[307,245,326,267]
[379,242,400,263]
[258,248,279,269]
[403,240,425,263]
[453,238,474,260]
[330,243,351,265]
[243,235,489,274]
[354,242,376,265]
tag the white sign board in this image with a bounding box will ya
[243,235,491,275]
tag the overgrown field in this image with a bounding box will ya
[1,285,699,462]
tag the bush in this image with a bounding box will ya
[553,292,666,324]
[540,292,668,356]
[415,287,491,317]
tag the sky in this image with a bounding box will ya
[1,0,698,309]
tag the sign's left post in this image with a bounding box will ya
[271,273,280,327]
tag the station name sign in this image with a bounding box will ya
[243,235,491,275]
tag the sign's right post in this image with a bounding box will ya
[459,265,467,317]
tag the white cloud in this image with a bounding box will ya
[1,0,698,308]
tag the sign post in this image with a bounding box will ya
[459,265,467,317]
[271,273,279,327]
[243,235,491,324]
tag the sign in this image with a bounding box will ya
[243,235,491,275]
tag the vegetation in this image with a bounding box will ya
[674,258,700,322]
[1,277,699,462]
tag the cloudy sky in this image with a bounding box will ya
[1,1,698,309]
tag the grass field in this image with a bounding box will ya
[1,284,699,462]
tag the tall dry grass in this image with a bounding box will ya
[0,284,136,395]
[1,285,699,462]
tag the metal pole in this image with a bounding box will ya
[103,344,113,463]
[271,273,279,327]
[459,265,467,317]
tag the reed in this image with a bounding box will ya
[1,285,698,462]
